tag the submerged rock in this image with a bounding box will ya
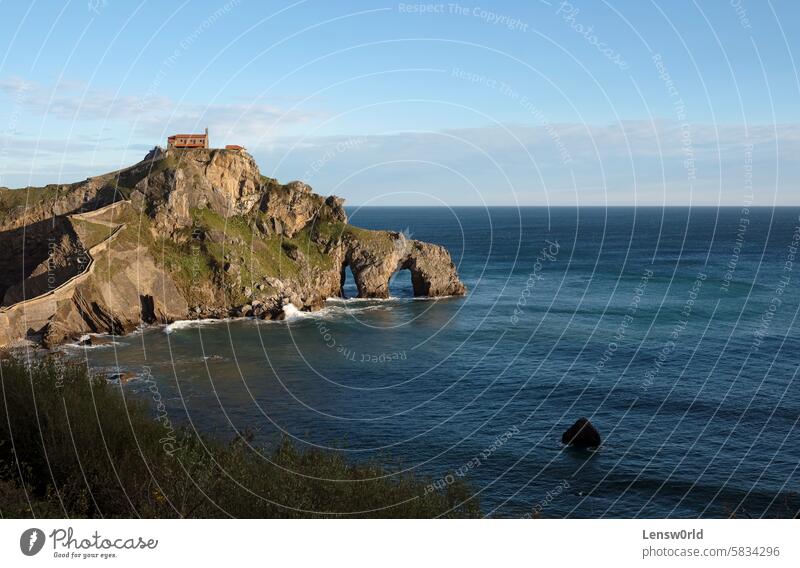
[561,417,601,448]
[106,370,136,384]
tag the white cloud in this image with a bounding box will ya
[0,77,322,141]
[258,122,799,206]
[1,77,796,204]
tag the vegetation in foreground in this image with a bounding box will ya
[0,356,479,518]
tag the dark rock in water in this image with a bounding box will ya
[107,371,136,384]
[79,334,115,347]
[561,417,601,448]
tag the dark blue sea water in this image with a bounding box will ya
[77,207,800,518]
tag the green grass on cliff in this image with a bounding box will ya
[0,184,63,207]
[288,225,336,271]
[81,200,384,307]
[0,356,480,518]
[187,208,338,301]
[313,219,395,255]
[114,153,179,190]
[84,205,219,305]
[69,218,115,249]
[0,185,69,223]
[0,177,133,225]
[190,208,295,303]
[85,204,324,306]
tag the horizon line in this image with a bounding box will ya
[345,204,800,208]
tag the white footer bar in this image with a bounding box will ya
[1,519,797,566]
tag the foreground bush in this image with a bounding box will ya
[0,356,479,518]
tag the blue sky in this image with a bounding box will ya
[0,0,798,205]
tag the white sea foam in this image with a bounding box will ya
[163,298,410,332]
[281,303,303,320]
[327,295,449,304]
[281,301,385,321]
[164,318,226,334]
[63,333,126,349]
[285,301,395,322]
[327,296,406,304]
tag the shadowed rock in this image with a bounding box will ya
[561,417,601,448]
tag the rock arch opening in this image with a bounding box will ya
[339,263,358,299]
[388,267,414,298]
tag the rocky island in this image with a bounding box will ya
[0,147,465,347]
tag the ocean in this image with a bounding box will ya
[74,207,800,518]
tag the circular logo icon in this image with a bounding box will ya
[20,528,45,556]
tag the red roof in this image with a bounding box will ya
[169,133,207,138]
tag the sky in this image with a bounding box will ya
[0,0,798,205]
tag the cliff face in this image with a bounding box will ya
[0,148,466,347]
[128,147,264,233]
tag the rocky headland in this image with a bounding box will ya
[0,147,465,347]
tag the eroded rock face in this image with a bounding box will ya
[129,148,264,233]
[0,217,84,304]
[341,231,465,299]
[41,245,189,347]
[126,149,349,239]
[259,179,347,238]
[403,241,467,297]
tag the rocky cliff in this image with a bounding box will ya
[0,148,465,347]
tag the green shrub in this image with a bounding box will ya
[0,356,479,518]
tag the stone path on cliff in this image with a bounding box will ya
[0,200,129,346]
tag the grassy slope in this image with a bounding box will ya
[0,357,479,518]
[0,153,169,226]
[157,208,395,305]
[0,184,65,209]
[312,219,395,254]
[0,185,72,225]
[69,218,115,249]
[88,202,350,306]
